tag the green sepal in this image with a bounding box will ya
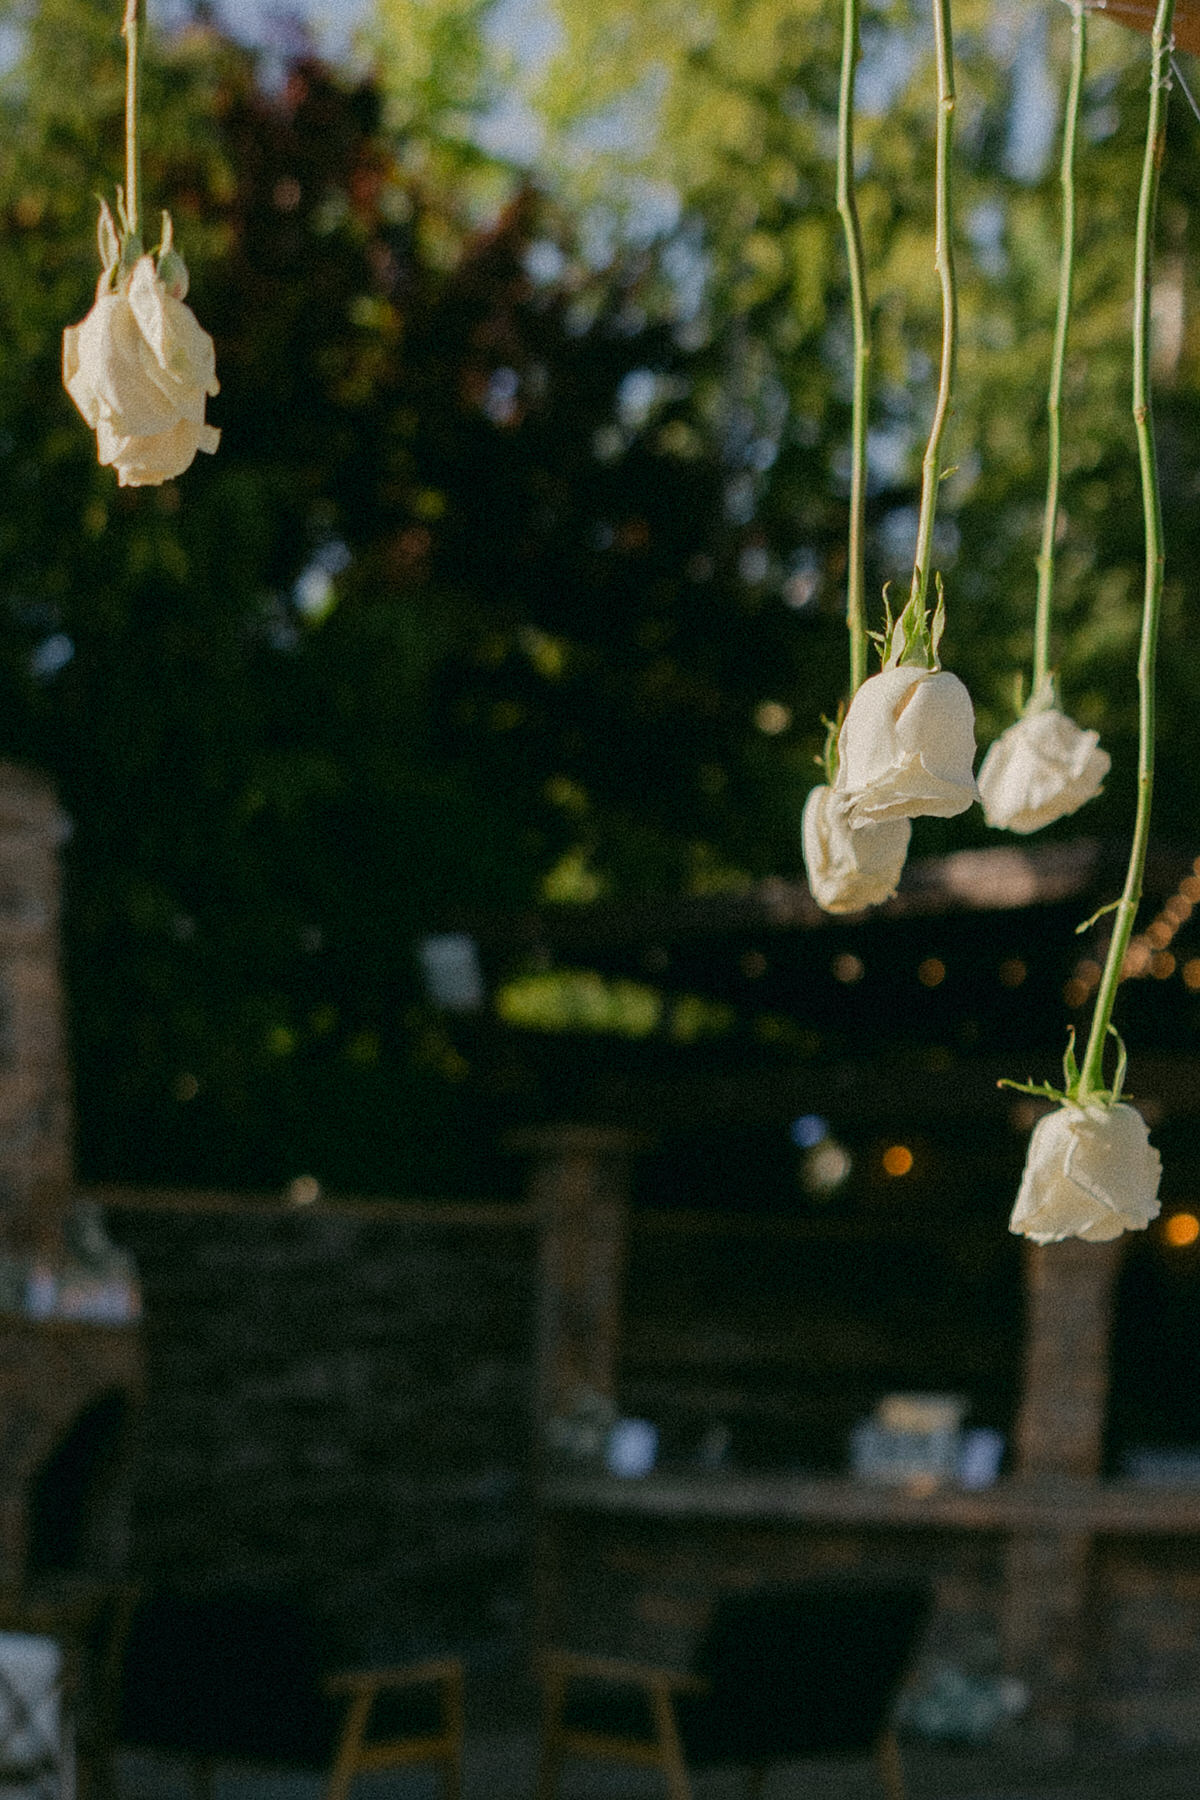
[1075,897,1121,936]
[97,197,120,275]
[880,573,944,673]
[819,706,844,787]
[996,1075,1069,1103]
[1022,673,1060,718]
[997,1024,1131,1111]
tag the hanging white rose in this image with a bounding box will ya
[802,783,910,914]
[835,663,979,827]
[1009,1100,1161,1244]
[979,696,1110,834]
[63,236,219,488]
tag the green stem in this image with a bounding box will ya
[1032,0,1086,698]
[908,0,957,614]
[1078,0,1174,1099]
[836,0,870,695]
[122,0,142,239]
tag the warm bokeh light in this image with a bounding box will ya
[917,957,946,988]
[1184,958,1200,991]
[1063,978,1089,1009]
[998,958,1026,988]
[832,953,865,984]
[1164,1212,1200,1249]
[1152,952,1176,980]
[882,1144,914,1177]
[754,700,792,734]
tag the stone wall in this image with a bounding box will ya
[105,1196,538,1671]
[0,761,73,1258]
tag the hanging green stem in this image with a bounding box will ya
[908,0,957,614]
[122,0,142,241]
[836,0,870,695]
[1032,0,1087,697]
[1078,0,1175,1099]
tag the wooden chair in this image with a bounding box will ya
[324,1657,464,1800]
[74,1581,142,1800]
[118,1588,464,1799]
[537,1579,932,1800]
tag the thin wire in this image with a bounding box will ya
[1170,52,1200,122]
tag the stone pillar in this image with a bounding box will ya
[1001,1238,1122,1750]
[1011,1239,1121,1481]
[517,1125,642,1432]
[0,766,73,1258]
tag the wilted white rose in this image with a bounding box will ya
[802,783,910,914]
[979,706,1110,834]
[835,665,978,826]
[1009,1101,1161,1244]
[63,254,219,486]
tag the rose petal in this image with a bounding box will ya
[1009,1103,1161,1243]
[802,784,911,914]
[836,666,979,825]
[979,708,1110,834]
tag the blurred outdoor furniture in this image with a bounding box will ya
[0,1576,129,1800]
[0,1630,63,1800]
[536,1579,933,1800]
[118,1588,464,1800]
[75,1583,142,1800]
[324,1658,464,1800]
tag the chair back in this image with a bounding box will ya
[119,1589,342,1766]
[677,1579,932,1766]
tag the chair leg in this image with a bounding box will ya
[323,1692,372,1800]
[535,1730,563,1800]
[441,1748,462,1800]
[649,1683,693,1800]
[535,1668,565,1800]
[875,1728,907,1800]
[191,1756,216,1800]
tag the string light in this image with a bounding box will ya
[1061,854,1200,1001]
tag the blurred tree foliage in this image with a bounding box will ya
[377,0,1200,832]
[1,0,1199,1194]
[0,0,846,1193]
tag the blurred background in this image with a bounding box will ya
[8,4,1200,1780]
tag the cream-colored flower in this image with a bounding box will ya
[1009,1101,1161,1244]
[835,665,978,826]
[63,254,219,486]
[979,706,1109,834]
[802,783,910,914]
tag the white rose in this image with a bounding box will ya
[63,255,219,487]
[978,705,1110,834]
[1009,1101,1161,1244]
[802,783,910,914]
[835,665,979,826]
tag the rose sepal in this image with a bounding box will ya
[871,575,947,675]
[998,1023,1129,1112]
